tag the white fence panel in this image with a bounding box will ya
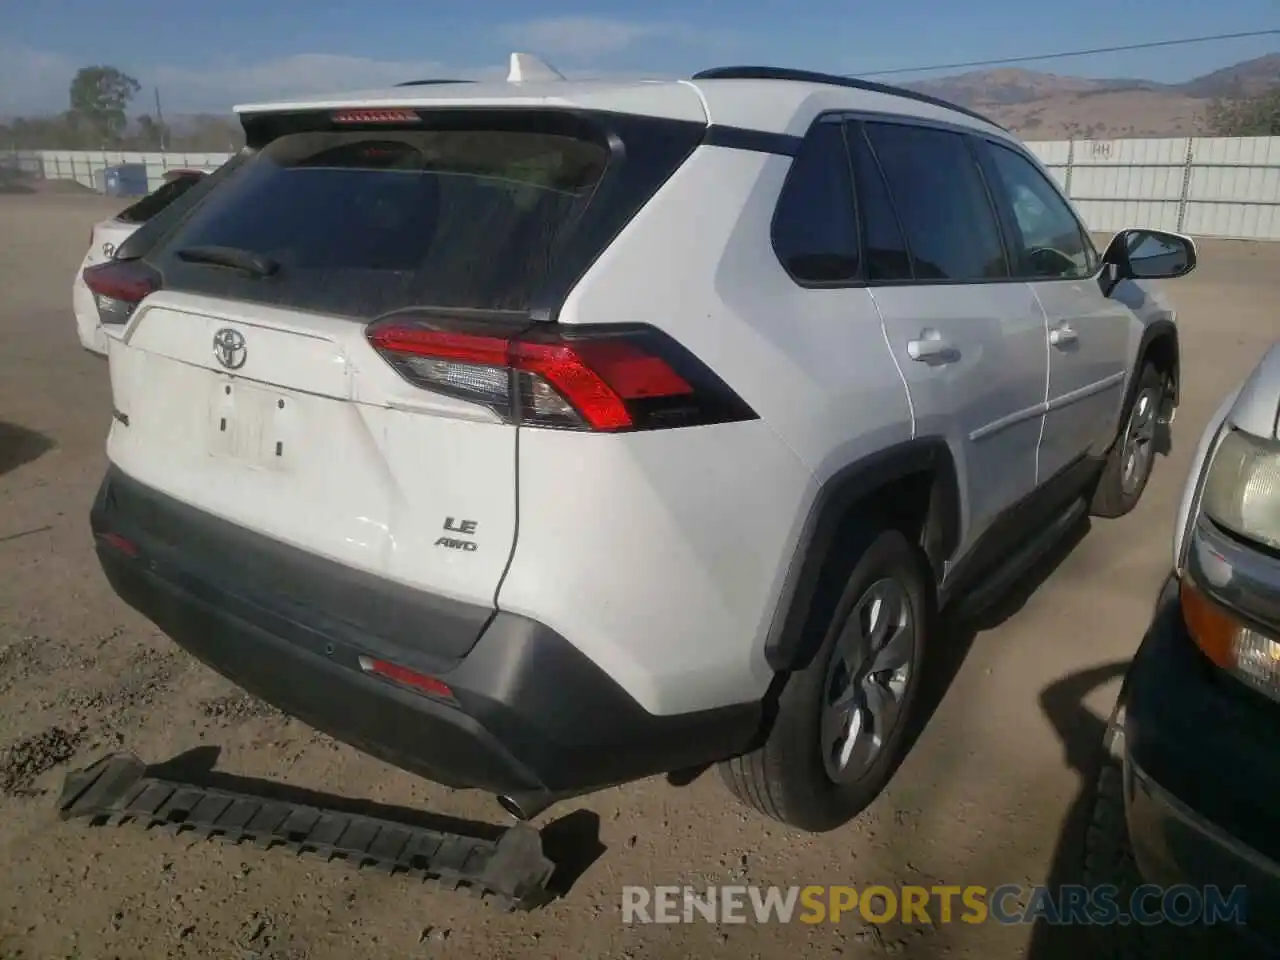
[1071,137,1189,166]
[1183,202,1280,241]
[8,149,235,192]
[1075,199,1182,234]
[7,137,1280,240]
[1060,138,1188,235]
[1026,139,1071,165]
[1072,166,1186,201]
[1025,139,1071,192]
[1179,137,1280,241]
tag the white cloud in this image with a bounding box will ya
[0,43,80,114]
[497,16,702,60]
[150,53,490,110]
[145,50,666,111]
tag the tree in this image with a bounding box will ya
[8,113,85,149]
[133,114,170,150]
[1207,87,1280,137]
[68,66,141,145]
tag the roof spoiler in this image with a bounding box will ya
[507,52,565,83]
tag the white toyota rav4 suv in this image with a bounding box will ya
[86,57,1196,832]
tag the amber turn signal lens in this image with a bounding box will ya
[1180,577,1280,701]
[1179,578,1239,669]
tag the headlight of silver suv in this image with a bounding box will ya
[1183,427,1280,702]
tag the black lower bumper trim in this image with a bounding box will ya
[91,466,764,798]
[58,753,556,910]
[90,461,492,669]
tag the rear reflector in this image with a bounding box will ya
[99,532,139,557]
[331,108,421,124]
[358,656,454,700]
[366,316,757,432]
[82,260,161,326]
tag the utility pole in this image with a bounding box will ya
[154,86,166,151]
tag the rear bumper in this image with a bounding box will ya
[91,466,762,798]
[1121,573,1280,948]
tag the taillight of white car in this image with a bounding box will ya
[366,314,757,432]
[81,260,161,327]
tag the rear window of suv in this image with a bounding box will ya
[153,124,611,319]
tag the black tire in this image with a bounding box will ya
[1082,752,1161,959]
[719,525,931,833]
[1091,363,1165,519]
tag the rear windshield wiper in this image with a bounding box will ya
[176,245,280,278]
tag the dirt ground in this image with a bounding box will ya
[0,193,1276,960]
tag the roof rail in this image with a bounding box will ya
[690,65,1007,131]
[395,79,474,87]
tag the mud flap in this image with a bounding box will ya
[56,753,556,911]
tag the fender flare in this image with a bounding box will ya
[763,436,958,673]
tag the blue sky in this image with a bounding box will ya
[1,0,1276,114]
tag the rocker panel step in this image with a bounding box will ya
[57,753,555,911]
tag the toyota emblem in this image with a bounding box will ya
[213,328,247,370]
[101,242,116,259]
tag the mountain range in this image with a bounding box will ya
[899,53,1280,138]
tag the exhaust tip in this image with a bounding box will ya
[497,795,531,820]
[499,788,587,821]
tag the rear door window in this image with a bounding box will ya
[845,123,913,282]
[154,126,611,319]
[862,122,1008,282]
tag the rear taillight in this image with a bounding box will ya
[366,315,757,432]
[82,260,161,326]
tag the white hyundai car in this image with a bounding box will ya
[85,55,1195,833]
[73,169,210,355]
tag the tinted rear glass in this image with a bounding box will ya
[154,127,611,318]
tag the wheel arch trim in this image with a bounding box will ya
[763,437,958,672]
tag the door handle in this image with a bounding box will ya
[1049,324,1078,347]
[907,330,957,362]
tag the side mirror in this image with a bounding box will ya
[1099,228,1196,296]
